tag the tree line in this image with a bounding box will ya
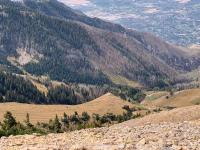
[0,72,145,104]
[0,105,141,137]
[0,72,45,103]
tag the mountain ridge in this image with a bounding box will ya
[1,0,200,87]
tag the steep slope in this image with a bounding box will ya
[0,93,134,124]
[1,105,200,149]
[1,0,200,87]
[128,31,200,71]
[0,71,107,104]
[24,0,200,72]
[0,72,46,103]
[23,0,126,33]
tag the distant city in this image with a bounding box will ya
[68,0,200,47]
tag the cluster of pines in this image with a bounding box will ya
[0,105,141,137]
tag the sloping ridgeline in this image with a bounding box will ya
[0,72,46,103]
[0,72,104,104]
[1,0,200,88]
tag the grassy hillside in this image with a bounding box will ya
[0,93,134,124]
[120,105,200,127]
[143,88,200,108]
[105,72,142,88]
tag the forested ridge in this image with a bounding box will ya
[1,0,197,88]
[0,72,145,104]
[0,72,46,103]
[0,0,110,85]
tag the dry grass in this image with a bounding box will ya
[16,73,66,96]
[31,80,48,96]
[144,91,168,101]
[121,105,200,127]
[143,88,200,108]
[105,72,142,88]
[0,93,133,124]
[51,80,66,87]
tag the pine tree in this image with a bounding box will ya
[2,111,17,130]
[53,115,62,133]
[0,94,3,102]
[70,112,80,125]
[81,112,90,123]
[24,113,33,128]
[61,112,69,127]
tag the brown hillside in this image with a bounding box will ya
[143,88,200,108]
[120,105,200,127]
[0,93,133,124]
[3,0,200,88]
[1,105,200,149]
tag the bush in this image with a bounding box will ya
[0,130,5,137]
[81,112,90,123]
[2,111,17,130]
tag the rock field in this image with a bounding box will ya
[0,120,200,150]
[1,105,200,150]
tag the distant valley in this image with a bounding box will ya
[68,0,200,47]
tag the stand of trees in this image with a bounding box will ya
[0,72,107,104]
[109,85,146,102]
[0,106,141,137]
[0,72,46,103]
[0,72,145,104]
[0,112,45,137]
[46,84,106,104]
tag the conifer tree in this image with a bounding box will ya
[81,112,90,123]
[2,111,17,130]
[24,113,33,128]
[53,115,62,133]
[61,112,69,127]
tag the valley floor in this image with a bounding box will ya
[1,105,200,150]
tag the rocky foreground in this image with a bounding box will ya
[0,120,200,150]
[1,105,200,150]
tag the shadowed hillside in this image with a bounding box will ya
[1,0,200,88]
